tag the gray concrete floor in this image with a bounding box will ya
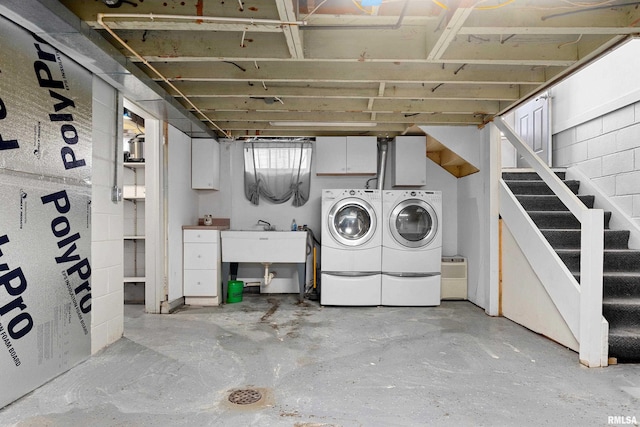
[1,295,639,426]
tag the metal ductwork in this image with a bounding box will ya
[377,139,390,191]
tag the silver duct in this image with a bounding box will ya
[377,139,389,191]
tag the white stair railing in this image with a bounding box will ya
[494,117,608,367]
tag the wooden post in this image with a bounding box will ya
[579,209,607,367]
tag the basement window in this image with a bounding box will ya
[244,140,313,206]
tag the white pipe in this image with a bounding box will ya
[263,263,276,286]
[98,13,306,27]
[96,13,306,139]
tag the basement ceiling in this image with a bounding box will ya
[59,0,640,138]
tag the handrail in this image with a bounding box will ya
[494,116,608,367]
[494,118,588,219]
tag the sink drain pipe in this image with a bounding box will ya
[263,263,276,286]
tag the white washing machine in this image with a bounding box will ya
[381,190,442,306]
[321,189,382,306]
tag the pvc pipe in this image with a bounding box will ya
[98,12,306,27]
[263,263,276,286]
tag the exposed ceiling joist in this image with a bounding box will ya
[56,0,640,137]
[427,5,474,61]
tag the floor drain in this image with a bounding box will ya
[228,389,263,405]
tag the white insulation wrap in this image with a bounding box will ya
[0,16,92,184]
[0,15,93,407]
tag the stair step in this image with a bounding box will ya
[573,272,640,298]
[609,327,640,361]
[517,194,595,211]
[529,211,611,229]
[559,249,640,273]
[502,171,566,181]
[504,179,579,195]
[603,298,640,329]
[504,169,640,362]
[542,229,630,249]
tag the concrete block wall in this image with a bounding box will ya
[90,76,124,353]
[553,103,640,226]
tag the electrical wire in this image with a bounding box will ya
[352,0,375,15]
[474,0,516,10]
[557,34,583,49]
[541,1,640,20]
[303,0,330,20]
[431,0,515,11]
[431,0,448,10]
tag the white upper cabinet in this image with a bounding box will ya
[315,136,377,175]
[192,138,220,190]
[392,136,427,187]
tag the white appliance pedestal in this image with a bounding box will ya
[320,273,381,306]
[381,273,441,306]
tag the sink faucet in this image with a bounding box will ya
[257,220,272,231]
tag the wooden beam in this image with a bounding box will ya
[275,0,304,59]
[428,6,474,60]
[458,27,640,36]
[150,61,552,85]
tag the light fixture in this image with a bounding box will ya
[269,121,377,127]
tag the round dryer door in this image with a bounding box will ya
[389,199,438,248]
[328,199,377,247]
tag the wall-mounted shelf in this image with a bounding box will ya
[123,154,146,304]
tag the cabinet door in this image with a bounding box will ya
[392,136,427,186]
[184,229,218,243]
[184,243,217,269]
[346,136,377,175]
[192,138,220,189]
[184,269,218,296]
[315,136,346,175]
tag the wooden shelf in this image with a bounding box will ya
[124,277,146,283]
[124,236,145,240]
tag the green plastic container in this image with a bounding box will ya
[227,280,244,303]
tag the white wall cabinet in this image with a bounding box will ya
[316,136,377,175]
[392,136,427,186]
[183,228,221,305]
[192,138,220,189]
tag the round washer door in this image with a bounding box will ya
[389,199,438,248]
[328,198,378,247]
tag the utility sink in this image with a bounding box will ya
[221,230,307,263]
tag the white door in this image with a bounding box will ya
[515,93,551,167]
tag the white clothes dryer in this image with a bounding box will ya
[381,190,442,306]
[321,189,382,306]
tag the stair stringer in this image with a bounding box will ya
[500,181,580,345]
[567,166,640,250]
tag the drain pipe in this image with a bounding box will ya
[262,263,276,286]
[377,139,389,191]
